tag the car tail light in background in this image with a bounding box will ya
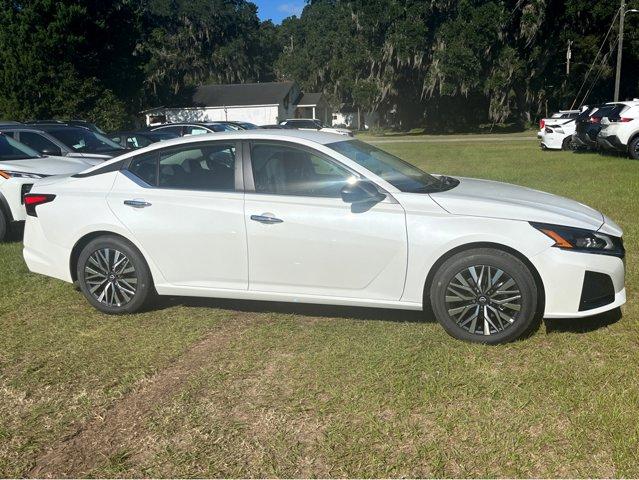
[618,117,634,122]
[589,116,601,124]
[20,184,33,204]
[539,119,545,129]
[24,193,56,217]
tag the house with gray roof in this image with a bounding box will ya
[144,81,331,127]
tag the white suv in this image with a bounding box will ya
[597,100,639,159]
[0,133,96,240]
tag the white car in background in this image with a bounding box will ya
[279,118,353,136]
[23,131,625,344]
[0,133,96,240]
[597,100,639,159]
[540,119,577,150]
[537,110,581,138]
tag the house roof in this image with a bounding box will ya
[297,93,324,106]
[192,81,297,107]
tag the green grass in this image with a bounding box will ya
[1,136,638,477]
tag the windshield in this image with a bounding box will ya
[48,128,124,153]
[327,139,443,193]
[0,135,41,160]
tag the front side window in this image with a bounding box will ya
[154,125,184,135]
[128,143,236,191]
[250,142,354,197]
[327,139,442,193]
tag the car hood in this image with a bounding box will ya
[429,177,604,231]
[0,155,96,175]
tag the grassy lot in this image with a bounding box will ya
[1,135,638,477]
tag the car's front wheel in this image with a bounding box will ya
[429,248,540,344]
[77,235,155,314]
[0,210,7,242]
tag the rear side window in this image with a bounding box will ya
[128,152,157,186]
[127,143,236,191]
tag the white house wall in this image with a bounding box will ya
[158,106,281,126]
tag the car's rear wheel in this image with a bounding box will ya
[429,248,539,344]
[628,136,639,160]
[562,136,572,151]
[77,235,154,314]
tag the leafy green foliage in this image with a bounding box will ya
[0,0,637,131]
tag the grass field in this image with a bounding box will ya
[1,134,638,477]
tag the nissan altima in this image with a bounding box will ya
[22,131,626,343]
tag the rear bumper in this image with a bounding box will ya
[23,216,72,282]
[597,134,626,152]
[530,246,625,319]
[572,132,597,149]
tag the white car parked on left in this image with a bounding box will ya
[0,133,97,240]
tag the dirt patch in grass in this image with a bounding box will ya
[27,314,258,478]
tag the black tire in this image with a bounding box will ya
[0,210,6,242]
[429,248,539,344]
[628,136,639,160]
[561,136,572,151]
[77,235,155,314]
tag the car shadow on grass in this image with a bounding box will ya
[543,307,622,334]
[155,296,433,324]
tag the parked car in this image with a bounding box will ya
[0,133,95,240]
[596,100,639,159]
[540,120,577,150]
[27,119,106,135]
[109,131,179,150]
[259,124,292,129]
[0,124,126,160]
[148,122,236,136]
[23,131,625,344]
[572,104,625,150]
[537,110,580,138]
[279,118,353,136]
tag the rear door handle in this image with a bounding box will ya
[250,214,283,224]
[124,199,152,208]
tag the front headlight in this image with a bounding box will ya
[0,170,46,179]
[530,222,624,257]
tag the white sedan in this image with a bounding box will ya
[0,133,97,240]
[23,131,625,343]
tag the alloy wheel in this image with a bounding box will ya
[84,248,138,307]
[444,265,522,336]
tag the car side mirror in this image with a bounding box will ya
[340,180,386,204]
[41,146,62,156]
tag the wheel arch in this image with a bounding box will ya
[70,230,140,282]
[422,241,546,311]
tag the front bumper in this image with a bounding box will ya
[530,246,625,318]
[572,132,597,149]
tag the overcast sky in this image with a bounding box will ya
[252,0,305,23]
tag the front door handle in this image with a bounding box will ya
[124,199,152,208]
[250,214,283,224]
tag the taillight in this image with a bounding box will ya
[24,193,55,217]
[589,116,601,124]
[619,117,634,122]
[539,119,545,129]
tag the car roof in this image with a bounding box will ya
[79,130,352,174]
[0,125,50,133]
